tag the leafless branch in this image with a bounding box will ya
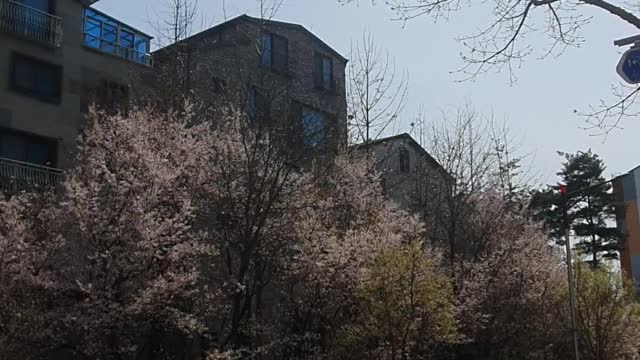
[348,31,409,144]
[260,0,285,21]
[576,84,640,138]
[340,0,633,83]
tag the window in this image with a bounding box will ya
[314,53,333,90]
[0,128,57,167]
[259,33,288,72]
[10,53,62,103]
[301,108,325,147]
[244,87,269,121]
[399,147,410,173]
[96,80,128,113]
[245,87,258,120]
[260,34,272,67]
[82,8,152,65]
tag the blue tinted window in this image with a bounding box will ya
[302,109,324,147]
[84,17,101,48]
[120,29,135,60]
[121,30,134,48]
[82,8,152,65]
[135,35,149,63]
[101,23,117,52]
[260,34,272,66]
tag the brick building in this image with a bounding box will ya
[352,133,450,210]
[152,15,349,156]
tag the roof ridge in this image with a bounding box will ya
[154,13,348,63]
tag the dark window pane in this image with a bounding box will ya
[273,35,288,70]
[35,67,54,95]
[26,143,49,166]
[399,148,410,173]
[313,54,322,88]
[322,57,332,89]
[0,133,25,162]
[302,109,324,147]
[14,61,36,90]
[11,54,61,102]
[314,54,332,90]
[97,81,129,113]
[0,129,57,167]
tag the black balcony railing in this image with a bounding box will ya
[0,0,63,46]
[0,157,63,193]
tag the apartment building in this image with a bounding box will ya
[152,15,349,155]
[0,0,152,192]
[1,4,349,193]
[613,165,640,288]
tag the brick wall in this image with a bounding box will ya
[153,18,348,155]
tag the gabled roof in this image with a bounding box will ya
[352,133,446,173]
[155,14,348,63]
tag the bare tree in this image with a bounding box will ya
[348,32,408,145]
[340,0,640,133]
[153,0,200,47]
[409,105,531,270]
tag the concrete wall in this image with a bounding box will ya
[0,0,150,168]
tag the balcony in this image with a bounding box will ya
[82,33,153,66]
[82,8,153,66]
[0,0,62,47]
[0,157,63,193]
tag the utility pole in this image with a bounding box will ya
[560,184,580,360]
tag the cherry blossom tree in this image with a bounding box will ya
[454,193,570,359]
[0,193,67,359]
[2,103,636,360]
[1,106,219,359]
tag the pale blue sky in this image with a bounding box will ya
[94,0,640,184]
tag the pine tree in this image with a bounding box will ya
[530,150,621,268]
